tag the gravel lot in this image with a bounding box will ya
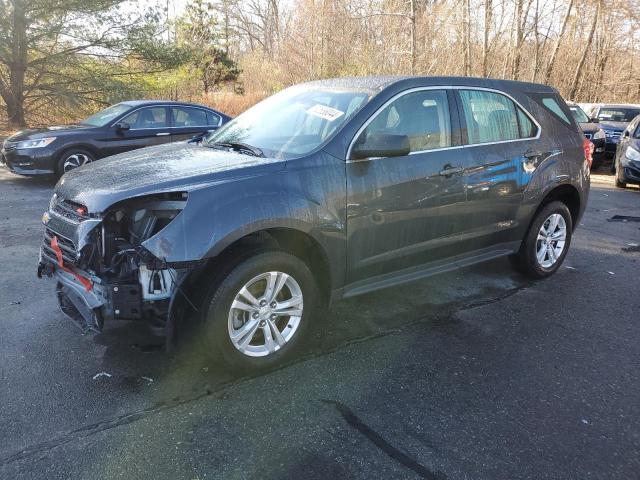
[0,167,639,479]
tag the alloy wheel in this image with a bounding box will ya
[63,153,92,172]
[227,271,303,357]
[535,213,567,268]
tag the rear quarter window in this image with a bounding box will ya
[528,92,578,130]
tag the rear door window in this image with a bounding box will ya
[172,107,208,127]
[458,90,535,144]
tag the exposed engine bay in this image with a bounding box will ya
[38,192,201,335]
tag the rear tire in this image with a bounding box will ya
[511,201,573,279]
[200,250,318,370]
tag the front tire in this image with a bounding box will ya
[511,201,573,279]
[56,149,94,177]
[201,250,318,370]
[615,162,627,188]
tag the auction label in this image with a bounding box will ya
[306,104,345,122]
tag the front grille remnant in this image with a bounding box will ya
[52,199,88,223]
[42,228,78,266]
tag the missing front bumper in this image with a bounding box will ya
[54,269,105,333]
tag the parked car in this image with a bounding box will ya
[1,100,230,177]
[612,113,640,188]
[587,104,640,156]
[567,102,606,168]
[37,76,590,370]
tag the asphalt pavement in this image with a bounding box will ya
[0,167,639,479]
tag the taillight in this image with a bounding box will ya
[583,138,594,168]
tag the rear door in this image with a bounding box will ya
[345,88,468,284]
[454,88,543,250]
[103,106,171,157]
[170,106,219,142]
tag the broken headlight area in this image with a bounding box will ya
[39,191,201,334]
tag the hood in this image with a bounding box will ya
[598,121,627,131]
[579,122,600,134]
[8,124,95,141]
[55,142,285,213]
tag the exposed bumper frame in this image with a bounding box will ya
[54,267,105,333]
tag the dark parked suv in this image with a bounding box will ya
[37,77,590,369]
[1,100,229,176]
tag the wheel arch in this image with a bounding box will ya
[535,183,582,227]
[180,226,334,315]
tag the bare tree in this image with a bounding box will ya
[543,0,574,84]
[568,0,602,99]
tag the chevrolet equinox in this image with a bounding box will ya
[38,76,591,369]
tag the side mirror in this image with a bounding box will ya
[114,122,130,131]
[590,117,599,124]
[351,133,411,160]
[188,132,207,143]
[622,130,630,138]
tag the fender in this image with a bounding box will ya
[141,163,347,289]
[516,141,588,235]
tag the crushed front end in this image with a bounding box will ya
[38,192,199,335]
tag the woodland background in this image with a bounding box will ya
[1,0,639,128]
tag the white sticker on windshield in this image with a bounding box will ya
[306,104,345,122]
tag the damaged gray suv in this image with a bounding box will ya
[38,76,591,369]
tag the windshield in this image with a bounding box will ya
[569,106,590,123]
[596,107,640,123]
[81,103,132,127]
[204,87,370,159]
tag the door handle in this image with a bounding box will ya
[438,165,464,177]
[156,132,170,136]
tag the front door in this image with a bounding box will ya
[102,106,172,157]
[345,89,467,285]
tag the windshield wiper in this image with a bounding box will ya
[206,141,265,157]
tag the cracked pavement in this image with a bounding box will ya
[1,169,639,479]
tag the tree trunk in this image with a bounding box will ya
[511,0,523,80]
[531,0,540,82]
[462,0,471,76]
[568,0,601,99]
[543,0,574,84]
[6,0,28,127]
[482,0,492,77]
[410,0,417,74]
